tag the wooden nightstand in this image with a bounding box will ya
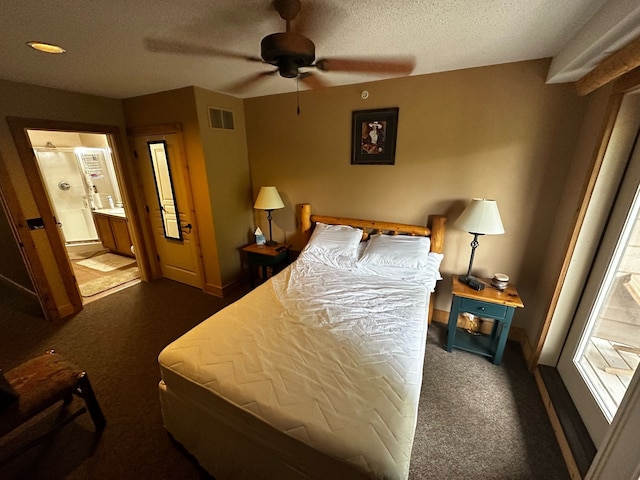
[242,243,290,288]
[446,275,524,365]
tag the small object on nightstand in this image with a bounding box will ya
[463,276,484,291]
[446,274,524,365]
[255,227,266,245]
[491,273,509,290]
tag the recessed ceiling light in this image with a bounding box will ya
[26,41,66,54]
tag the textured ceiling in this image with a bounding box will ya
[0,0,610,99]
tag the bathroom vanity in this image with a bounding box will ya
[92,208,133,257]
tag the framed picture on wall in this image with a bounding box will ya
[351,107,399,165]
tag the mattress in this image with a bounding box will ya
[158,256,438,479]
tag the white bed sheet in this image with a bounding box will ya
[159,256,437,479]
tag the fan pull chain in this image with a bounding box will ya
[296,75,300,116]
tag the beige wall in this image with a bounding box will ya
[193,87,253,284]
[0,78,127,312]
[245,59,592,341]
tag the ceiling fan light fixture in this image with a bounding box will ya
[278,57,300,78]
[26,41,66,54]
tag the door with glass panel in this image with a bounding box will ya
[133,133,203,288]
[558,134,640,447]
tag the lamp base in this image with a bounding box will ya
[265,240,278,247]
[458,274,485,291]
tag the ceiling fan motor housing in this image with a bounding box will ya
[261,32,315,78]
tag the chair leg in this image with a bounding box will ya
[0,407,87,468]
[76,372,106,431]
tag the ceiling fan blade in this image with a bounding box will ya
[144,38,263,63]
[315,56,416,75]
[298,72,331,89]
[222,70,278,93]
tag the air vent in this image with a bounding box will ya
[208,107,235,130]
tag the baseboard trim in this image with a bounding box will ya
[431,308,449,324]
[203,282,223,297]
[204,277,249,298]
[536,365,596,479]
[57,302,76,319]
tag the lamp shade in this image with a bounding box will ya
[254,186,284,210]
[455,198,504,235]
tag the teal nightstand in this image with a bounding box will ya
[446,275,524,365]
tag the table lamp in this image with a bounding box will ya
[455,198,504,287]
[254,186,284,246]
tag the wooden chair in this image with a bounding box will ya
[0,350,105,465]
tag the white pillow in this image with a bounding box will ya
[358,233,431,269]
[300,222,363,268]
[359,252,443,290]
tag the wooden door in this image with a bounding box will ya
[133,134,203,288]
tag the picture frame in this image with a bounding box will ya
[351,107,399,165]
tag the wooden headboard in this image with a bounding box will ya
[298,203,446,253]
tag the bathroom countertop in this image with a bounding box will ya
[93,208,126,218]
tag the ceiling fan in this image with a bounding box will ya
[145,0,415,93]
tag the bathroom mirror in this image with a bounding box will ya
[147,141,182,240]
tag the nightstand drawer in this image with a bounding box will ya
[459,298,508,319]
[246,250,287,266]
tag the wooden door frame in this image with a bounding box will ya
[532,72,640,368]
[4,117,151,319]
[0,149,55,318]
[127,123,206,290]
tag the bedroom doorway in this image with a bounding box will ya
[27,129,141,303]
[5,116,154,320]
[557,105,640,447]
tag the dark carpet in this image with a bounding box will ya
[0,279,569,479]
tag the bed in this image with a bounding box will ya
[158,204,446,479]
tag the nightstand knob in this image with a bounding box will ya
[478,306,485,311]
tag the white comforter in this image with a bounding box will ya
[159,257,438,479]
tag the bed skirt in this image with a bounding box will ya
[159,380,370,479]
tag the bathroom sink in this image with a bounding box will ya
[96,207,126,216]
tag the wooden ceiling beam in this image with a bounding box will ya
[575,36,640,96]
